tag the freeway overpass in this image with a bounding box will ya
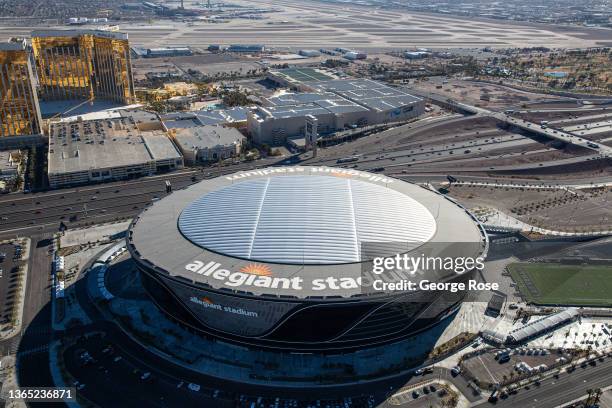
[406,87,612,157]
[490,111,612,158]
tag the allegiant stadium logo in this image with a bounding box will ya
[239,263,272,276]
[225,167,394,184]
[185,260,303,290]
[188,296,259,317]
[189,296,218,307]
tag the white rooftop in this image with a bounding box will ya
[178,175,437,264]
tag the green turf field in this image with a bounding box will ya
[508,263,612,307]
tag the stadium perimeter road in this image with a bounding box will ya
[475,357,612,408]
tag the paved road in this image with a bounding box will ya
[0,233,53,356]
[475,357,612,408]
[491,111,612,157]
[0,160,281,238]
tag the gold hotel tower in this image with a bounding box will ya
[0,40,43,141]
[31,30,135,105]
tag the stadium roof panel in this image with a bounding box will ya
[178,175,437,264]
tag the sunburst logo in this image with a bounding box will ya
[330,171,353,178]
[200,297,214,304]
[240,263,273,277]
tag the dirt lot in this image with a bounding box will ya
[412,78,563,110]
[447,184,612,231]
[131,53,263,81]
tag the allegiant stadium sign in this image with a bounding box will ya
[184,254,492,295]
[225,166,394,184]
[185,260,361,291]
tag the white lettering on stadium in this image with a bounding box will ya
[189,296,258,318]
[185,261,304,290]
[225,167,394,184]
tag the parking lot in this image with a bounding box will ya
[385,381,453,408]
[463,349,571,386]
[0,241,24,329]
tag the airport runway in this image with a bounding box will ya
[0,0,607,49]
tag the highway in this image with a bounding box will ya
[0,160,282,238]
[490,111,612,158]
[0,148,609,238]
[408,87,612,157]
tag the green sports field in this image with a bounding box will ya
[508,263,612,307]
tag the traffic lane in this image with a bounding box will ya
[0,164,220,210]
[0,180,186,232]
[478,357,612,407]
[64,336,231,408]
[0,157,277,207]
[21,234,53,332]
[0,162,276,230]
[0,204,142,235]
[311,134,533,168]
[0,175,187,214]
[0,193,154,225]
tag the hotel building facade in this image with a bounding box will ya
[31,30,136,105]
[0,40,43,148]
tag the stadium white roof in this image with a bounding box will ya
[178,175,437,264]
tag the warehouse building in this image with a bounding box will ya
[248,92,370,145]
[161,107,249,130]
[143,47,192,58]
[31,29,136,105]
[171,125,245,165]
[248,78,424,145]
[48,115,183,188]
[266,67,336,90]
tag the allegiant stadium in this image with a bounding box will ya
[127,166,488,351]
